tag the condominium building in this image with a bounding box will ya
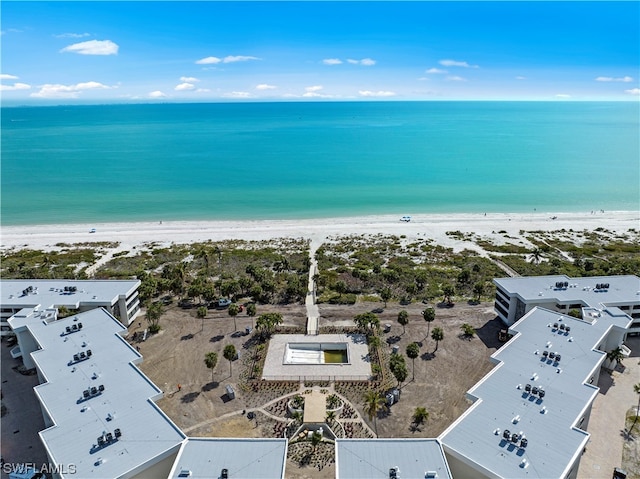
[493,275,640,333]
[1,279,142,336]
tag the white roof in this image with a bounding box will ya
[494,275,640,308]
[25,308,185,479]
[336,439,451,479]
[1,279,140,310]
[168,438,288,479]
[440,306,630,478]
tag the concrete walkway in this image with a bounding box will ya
[305,239,321,335]
[578,337,640,478]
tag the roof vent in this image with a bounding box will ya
[512,415,520,424]
[178,470,192,478]
[520,459,529,469]
[425,472,438,479]
[389,466,399,478]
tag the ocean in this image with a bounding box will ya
[1,101,638,226]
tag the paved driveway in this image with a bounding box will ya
[578,337,640,479]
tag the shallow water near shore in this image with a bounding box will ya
[2,101,638,225]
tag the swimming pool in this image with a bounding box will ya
[285,342,349,365]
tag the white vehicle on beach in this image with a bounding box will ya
[400,216,412,222]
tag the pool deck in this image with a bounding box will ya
[262,333,371,381]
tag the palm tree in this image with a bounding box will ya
[397,310,409,335]
[460,323,475,339]
[223,344,236,377]
[406,342,420,380]
[412,407,429,429]
[310,430,323,452]
[431,327,444,352]
[473,282,485,302]
[530,247,543,265]
[422,308,435,340]
[204,352,218,382]
[606,347,625,370]
[228,303,240,331]
[380,287,392,308]
[363,390,385,436]
[631,383,640,433]
[442,284,455,306]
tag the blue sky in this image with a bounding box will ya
[1,1,639,103]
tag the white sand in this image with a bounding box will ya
[1,211,637,253]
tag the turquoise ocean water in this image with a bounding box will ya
[1,101,638,226]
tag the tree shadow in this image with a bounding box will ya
[181,333,195,341]
[386,335,401,345]
[180,391,200,403]
[436,302,455,309]
[201,381,219,392]
[421,352,435,361]
[210,335,224,343]
[597,370,615,395]
[467,300,481,306]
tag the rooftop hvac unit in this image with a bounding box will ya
[83,390,90,399]
[87,350,92,357]
[524,384,531,392]
[114,428,121,438]
[79,351,86,359]
[565,326,570,333]
[66,326,71,333]
[389,467,399,478]
[549,352,555,360]
[503,429,511,440]
[555,354,561,362]
[511,433,519,443]
[542,351,548,358]
[531,387,539,395]
[72,324,78,331]
[553,323,558,329]
[73,354,79,362]
[98,384,104,392]
[559,324,566,331]
[91,387,97,395]
[520,438,528,448]
[97,436,105,447]
[178,470,192,478]
[78,322,83,329]
[221,468,229,479]
[538,389,546,398]
[425,472,438,478]
[105,432,113,442]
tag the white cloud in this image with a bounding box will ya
[175,82,195,91]
[196,56,222,65]
[446,76,467,82]
[302,85,333,98]
[516,76,526,80]
[180,76,199,83]
[0,82,31,91]
[30,81,110,98]
[0,74,19,80]
[347,58,376,66]
[223,55,259,63]
[223,91,252,98]
[54,32,91,39]
[323,58,343,65]
[256,84,276,90]
[196,55,259,65]
[1,28,23,36]
[439,59,478,68]
[595,76,633,82]
[555,94,571,98]
[196,88,211,93]
[60,39,119,55]
[624,88,640,95]
[148,91,167,98]
[426,68,447,74]
[358,90,396,97]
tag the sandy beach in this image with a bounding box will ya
[1,211,637,252]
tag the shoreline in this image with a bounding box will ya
[1,210,637,252]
